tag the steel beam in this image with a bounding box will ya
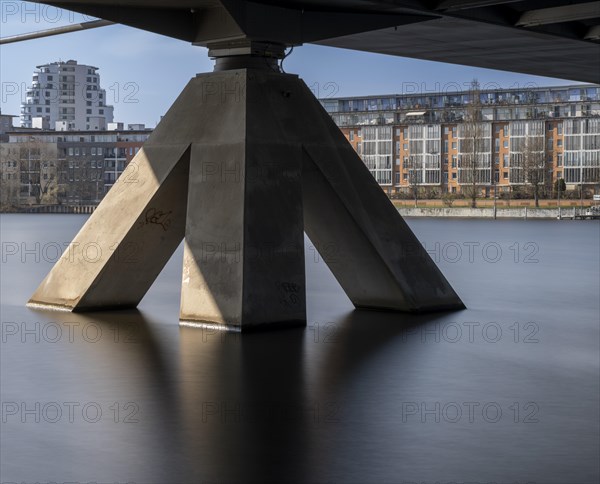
[436,0,521,12]
[0,19,114,45]
[516,2,600,27]
[584,24,600,40]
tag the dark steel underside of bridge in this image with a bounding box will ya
[32,0,600,83]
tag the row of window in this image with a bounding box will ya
[66,147,140,157]
[323,87,600,113]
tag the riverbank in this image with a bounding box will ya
[398,206,599,219]
[392,198,597,208]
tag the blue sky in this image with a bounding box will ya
[0,0,585,127]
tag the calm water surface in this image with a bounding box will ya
[1,214,598,484]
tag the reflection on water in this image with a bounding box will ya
[1,215,598,483]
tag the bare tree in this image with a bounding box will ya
[18,139,58,205]
[458,79,487,208]
[407,154,421,207]
[521,135,545,207]
[0,144,21,211]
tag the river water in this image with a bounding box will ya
[1,214,598,484]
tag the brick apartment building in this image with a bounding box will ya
[323,83,600,198]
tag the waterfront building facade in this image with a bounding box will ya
[323,84,600,197]
[1,126,150,209]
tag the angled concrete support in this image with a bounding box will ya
[28,144,190,311]
[29,60,463,330]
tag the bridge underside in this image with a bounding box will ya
[32,0,600,83]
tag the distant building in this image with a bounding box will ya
[322,84,600,197]
[20,60,114,131]
[2,125,151,209]
[0,111,18,142]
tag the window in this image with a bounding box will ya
[557,124,563,135]
[74,148,80,156]
[452,126,457,137]
[452,142,457,150]
[452,155,457,168]
[403,173,407,180]
[495,139,500,153]
[503,140,508,148]
[452,173,457,179]
[557,139,563,147]
[395,173,400,184]
[557,154,563,166]
[68,147,74,156]
[91,147,96,155]
[495,125,500,133]
[349,131,354,142]
[403,143,408,150]
[503,154,509,167]
[503,172,508,179]
[444,127,449,135]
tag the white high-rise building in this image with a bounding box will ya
[21,60,114,131]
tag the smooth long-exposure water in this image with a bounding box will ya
[1,214,598,484]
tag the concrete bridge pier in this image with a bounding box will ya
[28,44,464,331]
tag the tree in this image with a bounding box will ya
[521,135,545,207]
[0,144,20,211]
[458,79,487,208]
[407,154,421,207]
[554,178,566,197]
[18,138,58,205]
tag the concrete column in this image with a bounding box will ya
[179,69,306,331]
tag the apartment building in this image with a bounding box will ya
[21,60,114,131]
[323,84,600,197]
[1,126,150,208]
